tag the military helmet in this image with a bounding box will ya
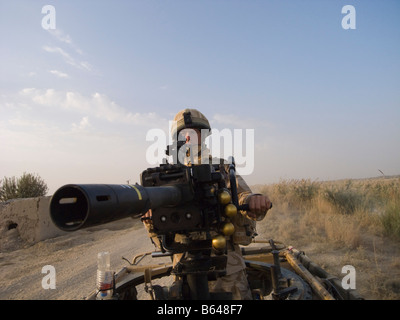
[171,108,211,138]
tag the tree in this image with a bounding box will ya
[0,176,18,201]
[0,172,48,201]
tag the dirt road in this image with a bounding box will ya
[0,218,162,300]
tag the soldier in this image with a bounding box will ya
[142,108,272,300]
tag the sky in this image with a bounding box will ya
[1,0,399,195]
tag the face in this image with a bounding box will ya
[178,128,201,145]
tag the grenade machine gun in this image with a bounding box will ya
[50,137,252,300]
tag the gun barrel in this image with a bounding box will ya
[50,184,181,231]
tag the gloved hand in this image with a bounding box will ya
[247,194,272,221]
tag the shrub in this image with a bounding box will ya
[0,172,48,201]
[264,179,320,210]
[290,179,320,205]
[0,176,18,201]
[323,181,365,215]
[380,198,400,240]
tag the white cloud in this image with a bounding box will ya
[18,88,167,128]
[47,29,83,55]
[49,70,69,78]
[47,29,72,45]
[27,88,64,107]
[72,116,91,132]
[19,88,36,95]
[42,29,95,76]
[43,45,75,66]
[1,89,169,193]
[79,61,92,71]
[43,46,92,72]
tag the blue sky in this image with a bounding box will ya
[1,0,399,194]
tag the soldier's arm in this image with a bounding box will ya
[236,172,272,221]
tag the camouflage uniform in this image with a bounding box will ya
[143,108,266,300]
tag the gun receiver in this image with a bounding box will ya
[50,163,238,236]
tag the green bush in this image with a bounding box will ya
[323,185,365,215]
[290,179,320,205]
[380,198,400,239]
[267,179,320,209]
[0,172,48,201]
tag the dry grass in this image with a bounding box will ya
[252,176,400,300]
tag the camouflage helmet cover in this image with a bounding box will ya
[171,108,211,138]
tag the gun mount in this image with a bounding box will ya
[49,158,362,301]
